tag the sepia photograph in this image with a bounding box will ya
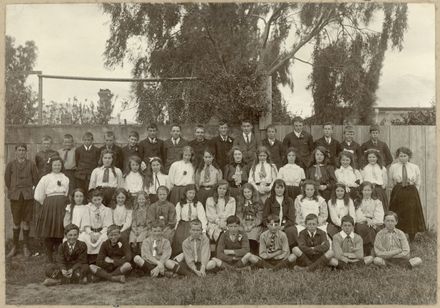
[3,2,436,305]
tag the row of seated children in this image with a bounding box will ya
[42,210,422,286]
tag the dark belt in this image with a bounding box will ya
[200,186,213,190]
[255,183,271,186]
[91,227,103,232]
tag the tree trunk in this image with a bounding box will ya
[259,75,272,130]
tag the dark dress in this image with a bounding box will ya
[390,184,426,234]
[306,165,336,201]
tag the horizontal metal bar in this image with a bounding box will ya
[39,74,199,82]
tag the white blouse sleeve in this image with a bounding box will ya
[34,175,48,204]
[168,163,176,188]
[413,163,421,191]
[122,209,132,232]
[89,168,98,190]
[205,197,218,224]
[381,166,388,188]
[116,168,124,188]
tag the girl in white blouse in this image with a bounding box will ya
[206,180,236,241]
[172,184,207,256]
[195,149,223,207]
[360,150,388,211]
[335,151,363,201]
[294,180,328,234]
[168,146,196,205]
[327,183,356,237]
[123,155,147,199]
[248,146,278,203]
[34,157,70,262]
[63,188,90,235]
[354,181,384,256]
[110,188,132,243]
[389,147,426,241]
[89,150,123,207]
[277,147,306,202]
[78,189,113,256]
[145,157,169,204]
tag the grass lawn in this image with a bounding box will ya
[6,232,437,305]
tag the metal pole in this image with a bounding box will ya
[38,74,43,125]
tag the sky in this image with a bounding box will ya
[6,3,435,122]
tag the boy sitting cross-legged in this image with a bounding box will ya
[330,215,373,269]
[133,220,178,278]
[259,214,296,271]
[292,213,334,272]
[212,215,262,270]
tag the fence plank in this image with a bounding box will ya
[409,126,427,221]
[424,126,437,229]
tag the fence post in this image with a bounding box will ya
[38,74,43,125]
[259,75,272,130]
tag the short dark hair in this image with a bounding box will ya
[341,215,354,226]
[241,119,252,125]
[171,123,181,130]
[128,131,139,139]
[384,211,398,222]
[104,131,115,138]
[395,147,412,159]
[292,116,304,124]
[266,214,280,224]
[369,124,380,132]
[151,220,165,229]
[266,125,276,131]
[190,219,202,228]
[323,122,334,128]
[15,143,27,150]
[63,134,74,141]
[83,132,94,140]
[218,120,228,127]
[226,215,241,225]
[156,185,170,195]
[148,123,158,130]
[89,188,104,199]
[305,213,318,224]
[42,135,53,142]
[64,224,79,235]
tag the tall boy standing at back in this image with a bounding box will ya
[5,144,39,258]
[35,135,59,180]
[261,125,284,170]
[100,131,123,170]
[122,131,143,173]
[189,125,211,168]
[340,125,362,169]
[139,123,165,165]
[58,134,77,193]
[233,119,260,165]
[314,122,341,167]
[360,124,393,167]
[164,124,188,173]
[210,120,234,172]
[282,116,314,169]
[75,132,100,193]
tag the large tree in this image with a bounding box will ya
[5,36,38,124]
[102,3,407,124]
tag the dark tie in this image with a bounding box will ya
[269,233,276,253]
[188,202,193,220]
[69,244,74,255]
[204,165,211,183]
[155,173,160,191]
[315,165,322,180]
[245,134,250,144]
[103,167,110,183]
[63,149,69,162]
[402,164,408,187]
[260,163,267,178]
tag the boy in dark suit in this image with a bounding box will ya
[360,125,393,167]
[5,144,39,258]
[282,117,314,169]
[340,125,362,169]
[74,132,100,193]
[163,124,188,173]
[210,120,234,172]
[261,125,284,170]
[233,119,260,165]
[314,122,341,167]
[100,131,123,170]
[43,224,89,286]
[89,225,132,283]
[291,214,334,271]
[35,135,59,180]
[189,125,210,168]
[139,123,165,166]
[122,130,143,173]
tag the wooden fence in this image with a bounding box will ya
[3,124,437,238]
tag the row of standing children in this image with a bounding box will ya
[5,119,426,264]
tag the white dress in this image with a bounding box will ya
[206,197,236,241]
[78,203,113,254]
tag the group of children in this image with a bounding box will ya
[4,118,426,286]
